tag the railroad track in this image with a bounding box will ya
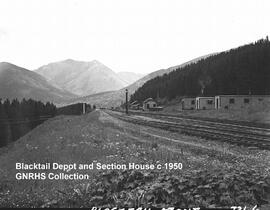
[106,110,270,150]
[129,111,270,136]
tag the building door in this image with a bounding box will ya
[216,98,219,109]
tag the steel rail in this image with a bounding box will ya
[106,110,270,150]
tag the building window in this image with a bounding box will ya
[153,104,156,107]
[207,100,213,104]
[258,98,263,101]
[191,100,195,105]
[229,98,235,104]
[244,98,250,103]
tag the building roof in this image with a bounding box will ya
[215,95,270,97]
[143,98,156,103]
[196,97,215,99]
[130,100,138,105]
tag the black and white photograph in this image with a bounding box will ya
[0,0,270,209]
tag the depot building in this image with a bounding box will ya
[215,95,270,110]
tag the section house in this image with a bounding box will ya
[129,100,140,110]
[195,97,215,110]
[143,98,157,110]
[181,98,196,110]
[215,95,270,110]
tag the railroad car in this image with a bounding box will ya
[57,103,91,115]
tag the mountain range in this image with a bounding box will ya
[0,59,146,106]
[66,54,212,107]
[0,54,211,107]
[0,62,75,104]
[35,59,138,96]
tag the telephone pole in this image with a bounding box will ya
[125,89,128,114]
[82,103,86,114]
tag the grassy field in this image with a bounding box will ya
[0,110,269,208]
[162,103,270,125]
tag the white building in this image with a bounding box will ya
[195,97,215,110]
[215,95,270,110]
[143,98,157,110]
[130,100,140,110]
[181,98,196,110]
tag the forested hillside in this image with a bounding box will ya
[130,38,270,103]
[0,99,56,147]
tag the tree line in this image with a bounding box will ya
[0,98,57,147]
[130,37,270,103]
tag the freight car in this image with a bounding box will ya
[57,103,92,115]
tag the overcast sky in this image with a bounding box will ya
[0,0,269,74]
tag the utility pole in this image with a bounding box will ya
[125,89,128,114]
[82,103,86,114]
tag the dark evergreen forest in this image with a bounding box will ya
[130,38,270,103]
[0,98,56,147]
